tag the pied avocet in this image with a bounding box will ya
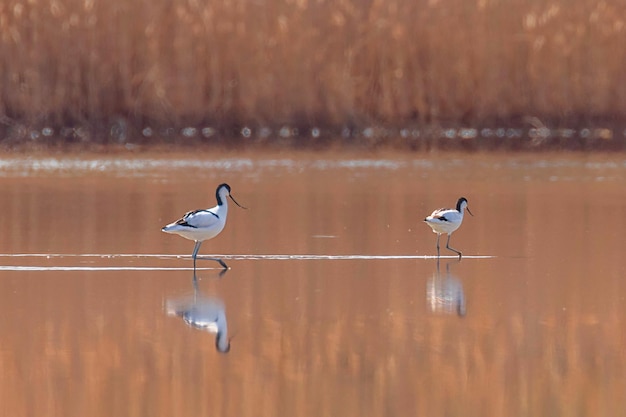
[424,197,473,259]
[162,183,246,270]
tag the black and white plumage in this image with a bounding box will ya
[162,183,246,269]
[424,197,473,259]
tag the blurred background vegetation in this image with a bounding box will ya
[1,0,625,148]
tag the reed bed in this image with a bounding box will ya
[0,0,625,146]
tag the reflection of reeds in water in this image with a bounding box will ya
[0,0,625,141]
[1,279,624,416]
[1,166,626,415]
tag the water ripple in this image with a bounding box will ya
[1,156,624,182]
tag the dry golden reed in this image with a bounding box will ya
[0,0,625,135]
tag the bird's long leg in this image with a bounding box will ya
[192,241,202,259]
[445,234,462,259]
[201,257,228,269]
[436,234,441,258]
[197,255,229,269]
[192,241,202,271]
[196,257,228,269]
[192,241,228,269]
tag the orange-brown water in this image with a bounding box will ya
[1,152,625,416]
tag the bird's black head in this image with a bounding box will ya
[215,183,232,205]
[216,183,247,209]
[456,197,473,216]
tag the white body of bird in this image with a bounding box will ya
[424,197,473,258]
[162,203,229,242]
[162,183,246,269]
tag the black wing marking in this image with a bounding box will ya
[175,209,219,228]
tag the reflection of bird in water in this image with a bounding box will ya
[165,274,231,353]
[427,260,466,316]
[424,197,473,259]
[162,183,247,270]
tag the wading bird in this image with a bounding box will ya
[162,183,246,270]
[424,197,473,259]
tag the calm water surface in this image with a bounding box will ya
[0,151,625,416]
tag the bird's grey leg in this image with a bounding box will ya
[197,255,229,269]
[192,240,228,270]
[192,241,202,271]
[445,234,462,259]
[208,257,229,269]
[192,241,202,259]
[436,234,441,257]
